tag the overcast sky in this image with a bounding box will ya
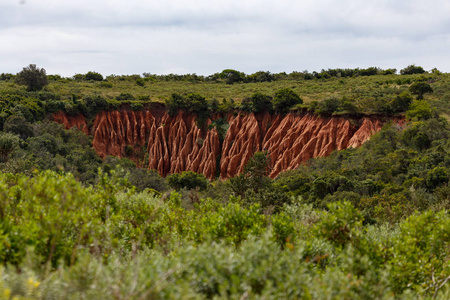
[1,0,449,76]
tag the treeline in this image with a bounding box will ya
[0,64,435,85]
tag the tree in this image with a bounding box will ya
[251,92,273,113]
[390,91,413,112]
[219,69,245,84]
[3,115,34,140]
[400,64,425,75]
[85,71,104,81]
[229,151,271,197]
[167,171,208,191]
[15,64,48,91]
[409,82,433,100]
[406,100,432,121]
[0,132,20,163]
[273,88,303,114]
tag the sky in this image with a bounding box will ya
[1,0,450,77]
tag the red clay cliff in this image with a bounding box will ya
[54,109,399,179]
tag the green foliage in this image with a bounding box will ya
[167,171,209,191]
[252,92,273,113]
[273,88,302,114]
[2,66,450,298]
[135,78,145,86]
[406,100,433,120]
[15,64,48,91]
[271,212,296,249]
[409,81,433,99]
[219,69,245,84]
[165,92,209,125]
[314,96,340,115]
[246,71,274,83]
[84,71,104,81]
[83,95,109,117]
[0,132,20,163]
[315,201,363,248]
[400,64,426,75]
[116,92,135,101]
[388,211,450,295]
[426,167,448,190]
[3,115,33,140]
[0,170,448,298]
[390,91,413,113]
[229,151,271,197]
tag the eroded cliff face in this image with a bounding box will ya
[52,111,89,135]
[54,109,397,179]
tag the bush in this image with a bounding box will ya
[3,115,34,140]
[167,171,209,191]
[426,167,448,190]
[390,91,413,113]
[85,71,104,81]
[400,64,426,75]
[15,64,48,91]
[409,82,433,100]
[315,201,363,248]
[250,92,273,113]
[0,132,20,163]
[116,93,135,101]
[406,100,433,121]
[135,78,145,86]
[273,88,302,114]
[219,69,245,84]
[83,95,109,117]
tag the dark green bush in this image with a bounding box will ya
[409,82,433,100]
[85,71,104,81]
[273,88,302,114]
[116,93,135,101]
[15,64,48,91]
[400,64,426,75]
[3,115,33,140]
[167,171,209,191]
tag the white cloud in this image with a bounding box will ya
[1,0,450,76]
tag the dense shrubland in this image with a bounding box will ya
[0,170,448,299]
[0,65,450,298]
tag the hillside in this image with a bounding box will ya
[0,67,449,299]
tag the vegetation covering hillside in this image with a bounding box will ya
[0,65,449,299]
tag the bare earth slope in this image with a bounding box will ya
[54,109,399,179]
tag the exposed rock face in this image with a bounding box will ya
[52,111,89,135]
[54,110,398,179]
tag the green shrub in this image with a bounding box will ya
[271,212,296,249]
[273,88,302,114]
[167,171,209,191]
[135,78,145,86]
[406,100,433,120]
[400,64,426,75]
[388,211,450,295]
[409,82,433,100]
[0,132,20,163]
[315,201,363,248]
[15,64,48,91]
[390,91,413,113]
[84,71,103,81]
[116,93,135,101]
[3,115,33,140]
[250,92,273,113]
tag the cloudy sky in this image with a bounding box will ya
[1,0,449,76]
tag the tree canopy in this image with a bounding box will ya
[15,64,48,91]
